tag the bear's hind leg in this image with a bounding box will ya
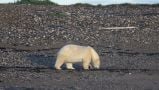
[54,56,65,70]
[66,63,75,69]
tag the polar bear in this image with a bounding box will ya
[54,44,100,70]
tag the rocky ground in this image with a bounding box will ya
[0,4,159,90]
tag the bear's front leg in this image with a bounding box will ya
[82,59,91,70]
[83,64,89,70]
[66,63,75,70]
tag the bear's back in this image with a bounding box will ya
[58,44,90,57]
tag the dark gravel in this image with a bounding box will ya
[0,4,159,90]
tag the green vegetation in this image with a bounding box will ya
[109,3,159,7]
[144,3,159,7]
[73,3,95,7]
[73,3,159,7]
[13,0,159,7]
[121,3,159,7]
[15,0,58,5]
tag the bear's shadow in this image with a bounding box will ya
[26,54,82,70]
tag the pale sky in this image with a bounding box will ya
[0,0,159,5]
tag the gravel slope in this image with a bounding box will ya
[0,4,159,89]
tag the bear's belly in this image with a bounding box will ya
[65,58,83,63]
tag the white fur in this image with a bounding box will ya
[54,44,100,70]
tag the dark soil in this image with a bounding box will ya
[0,4,159,90]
